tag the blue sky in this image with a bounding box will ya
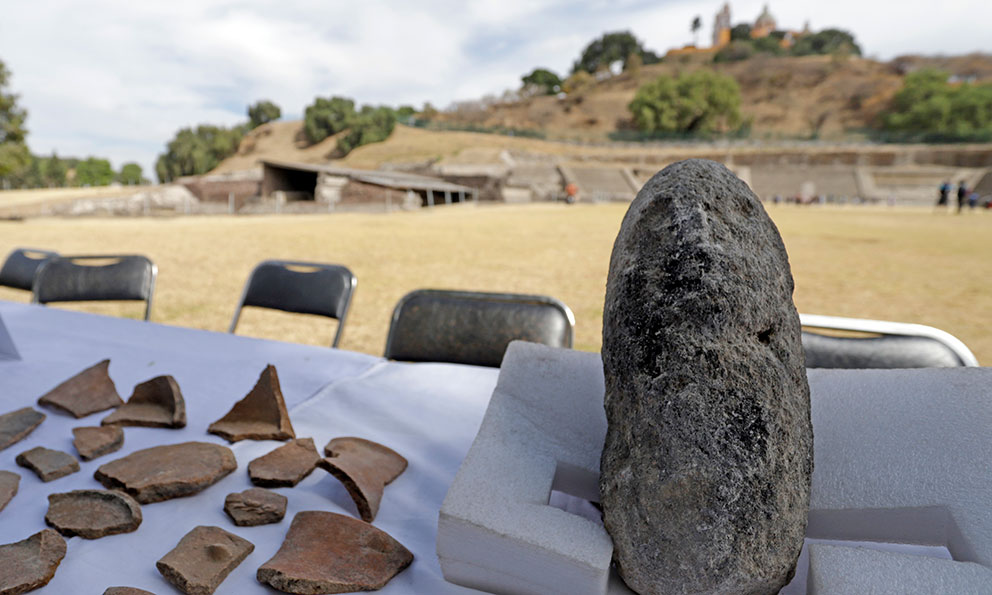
[1,0,990,179]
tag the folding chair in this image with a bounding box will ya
[0,248,59,292]
[32,255,157,321]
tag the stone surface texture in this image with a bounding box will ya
[16,446,80,482]
[101,375,186,428]
[256,511,413,594]
[208,365,295,442]
[37,359,123,418]
[156,525,254,595]
[45,489,142,539]
[72,425,124,461]
[318,437,407,522]
[247,438,320,487]
[0,407,45,452]
[0,529,67,595]
[223,488,287,526]
[94,442,236,504]
[600,159,813,595]
[0,471,18,514]
[103,588,156,595]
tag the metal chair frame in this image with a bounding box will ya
[0,248,59,292]
[31,254,157,321]
[228,259,357,348]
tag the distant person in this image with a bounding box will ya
[957,180,968,213]
[969,192,979,210]
[564,182,578,204]
[938,180,951,207]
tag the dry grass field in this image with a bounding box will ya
[0,203,989,365]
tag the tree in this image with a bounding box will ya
[247,100,281,129]
[628,70,742,134]
[730,24,752,41]
[562,70,594,94]
[336,105,397,155]
[303,96,356,144]
[790,28,861,57]
[41,152,67,187]
[691,16,702,46]
[118,162,145,185]
[714,41,755,63]
[0,58,29,182]
[882,69,992,138]
[521,68,562,95]
[572,31,658,75]
[73,157,115,187]
[155,124,243,183]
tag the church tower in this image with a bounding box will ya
[713,3,731,48]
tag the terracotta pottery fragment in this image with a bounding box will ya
[257,511,413,594]
[248,438,320,488]
[102,376,186,429]
[72,425,124,461]
[103,588,156,595]
[0,407,45,451]
[46,489,142,539]
[94,442,236,504]
[224,488,287,526]
[317,437,407,522]
[0,470,19,514]
[37,359,123,418]
[16,446,80,482]
[0,529,67,594]
[156,525,254,595]
[207,365,295,443]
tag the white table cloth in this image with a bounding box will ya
[0,301,500,594]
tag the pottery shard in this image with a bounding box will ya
[224,488,287,526]
[248,438,320,488]
[102,376,186,429]
[16,447,79,482]
[94,442,236,504]
[317,437,407,523]
[257,511,413,594]
[103,588,156,595]
[156,526,254,595]
[207,365,294,442]
[600,160,813,595]
[45,489,142,539]
[37,359,123,418]
[0,471,19,514]
[0,407,45,452]
[72,425,124,461]
[0,529,67,595]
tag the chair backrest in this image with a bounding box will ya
[800,313,979,368]
[32,255,157,321]
[0,248,59,291]
[228,260,357,348]
[384,289,575,367]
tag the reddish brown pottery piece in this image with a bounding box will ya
[0,470,19,514]
[0,529,67,594]
[156,525,254,595]
[224,488,287,526]
[102,376,186,429]
[317,437,408,522]
[0,407,45,451]
[37,359,123,418]
[103,588,156,595]
[46,489,142,539]
[207,365,295,443]
[247,438,320,488]
[16,446,80,482]
[72,425,124,461]
[257,510,413,594]
[94,441,236,504]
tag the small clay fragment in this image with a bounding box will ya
[248,438,320,488]
[156,525,254,595]
[46,489,142,539]
[0,471,19,513]
[0,529,67,594]
[257,511,413,594]
[317,437,407,522]
[94,442,236,504]
[224,488,287,526]
[37,359,123,418]
[103,588,156,595]
[72,425,124,461]
[0,407,45,451]
[208,365,295,443]
[16,446,80,482]
[102,376,186,428]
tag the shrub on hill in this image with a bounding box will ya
[881,69,992,141]
[521,68,562,95]
[155,125,243,183]
[790,29,861,57]
[628,70,742,135]
[336,105,397,155]
[303,96,356,144]
[247,100,281,129]
[571,31,660,75]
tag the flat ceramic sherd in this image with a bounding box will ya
[72,425,124,461]
[16,446,80,482]
[0,470,19,513]
[103,588,156,595]
[46,489,142,539]
[37,359,123,418]
[0,529,67,594]
[208,365,295,443]
[247,438,320,488]
[94,442,236,504]
[224,488,287,526]
[0,407,45,451]
[318,437,407,522]
[102,375,186,428]
[156,526,253,595]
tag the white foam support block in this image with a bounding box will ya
[0,313,19,360]
[438,342,992,595]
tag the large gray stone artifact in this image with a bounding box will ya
[16,446,80,482]
[72,425,124,460]
[94,442,236,504]
[600,159,813,594]
[247,438,320,488]
[156,525,253,595]
[37,359,123,418]
[207,365,295,443]
[0,407,45,451]
[45,489,142,539]
[102,375,186,428]
[256,511,413,594]
[0,529,67,594]
[0,471,18,514]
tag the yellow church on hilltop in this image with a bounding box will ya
[667,3,808,58]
